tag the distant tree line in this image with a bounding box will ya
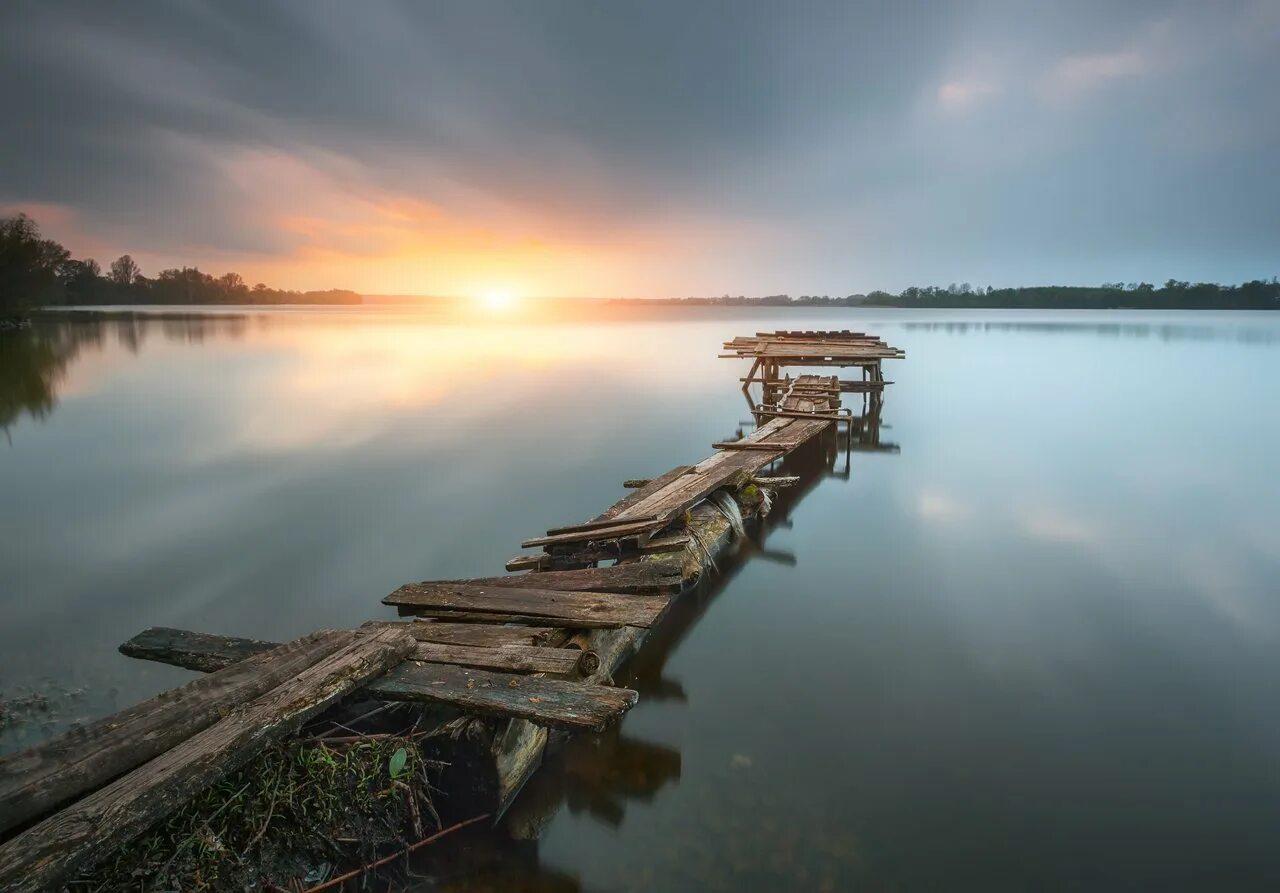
[665,279,1280,310]
[0,214,360,316]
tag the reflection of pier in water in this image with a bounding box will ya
[448,393,900,888]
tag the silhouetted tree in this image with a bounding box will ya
[109,254,141,286]
[0,214,70,313]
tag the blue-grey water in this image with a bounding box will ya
[2,306,1279,890]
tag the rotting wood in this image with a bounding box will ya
[118,626,277,673]
[0,630,354,837]
[593,465,695,523]
[752,475,800,488]
[371,663,637,733]
[410,642,589,676]
[391,609,623,628]
[543,514,662,537]
[445,560,685,594]
[382,582,671,628]
[407,621,553,648]
[361,619,554,648]
[521,517,668,549]
[0,627,413,893]
[119,627,280,673]
[711,441,801,451]
[621,479,649,488]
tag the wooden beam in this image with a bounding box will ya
[406,620,553,648]
[448,560,685,594]
[371,663,637,733]
[0,631,353,837]
[118,626,277,673]
[0,627,413,893]
[711,441,794,451]
[409,642,592,676]
[592,465,695,524]
[390,609,622,628]
[521,516,669,549]
[543,513,662,537]
[382,582,671,628]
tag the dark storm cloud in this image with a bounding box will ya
[1,0,1276,291]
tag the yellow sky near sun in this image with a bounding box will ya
[167,147,757,298]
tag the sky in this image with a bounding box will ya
[1,0,1277,298]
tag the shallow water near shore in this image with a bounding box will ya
[3,305,1280,889]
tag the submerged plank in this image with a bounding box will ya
[0,630,353,837]
[383,582,670,628]
[0,627,413,893]
[119,626,276,673]
[373,663,637,732]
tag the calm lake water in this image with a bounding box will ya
[3,305,1279,889]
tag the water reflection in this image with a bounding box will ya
[4,308,1280,889]
[0,314,252,431]
[902,318,1280,345]
[419,399,897,890]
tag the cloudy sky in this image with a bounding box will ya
[1,0,1276,297]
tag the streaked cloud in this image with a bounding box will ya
[1,1,1276,293]
[1043,51,1146,98]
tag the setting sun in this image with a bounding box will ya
[477,289,517,312]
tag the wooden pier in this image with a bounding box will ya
[0,329,903,891]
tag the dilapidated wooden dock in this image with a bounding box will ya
[0,329,903,891]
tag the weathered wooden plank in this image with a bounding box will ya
[592,465,695,524]
[544,513,662,537]
[752,475,801,488]
[0,630,353,837]
[361,619,555,647]
[393,609,621,628]
[711,441,796,451]
[371,663,637,732]
[0,627,413,893]
[444,560,686,594]
[118,626,277,673]
[754,409,844,423]
[408,620,553,647]
[411,642,592,676]
[504,536,690,571]
[382,582,671,628]
[521,517,668,549]
[608,419,790,520]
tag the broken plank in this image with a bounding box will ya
[447,559,685,594]
[382,582,671,628]
[0,630,353,837]
[712,441,795,451]
[0,627,413,893]
[505,536,691,571]
[544,513,662,537]
[593,465,695,524]
[118,626,277,673]
[371,662,637,732]
[361,619,554,648]
[752,475,801,488]
[521,517,668,549]
[407,621,553,647]
[411,642,592,676]
[391,609,622,628]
